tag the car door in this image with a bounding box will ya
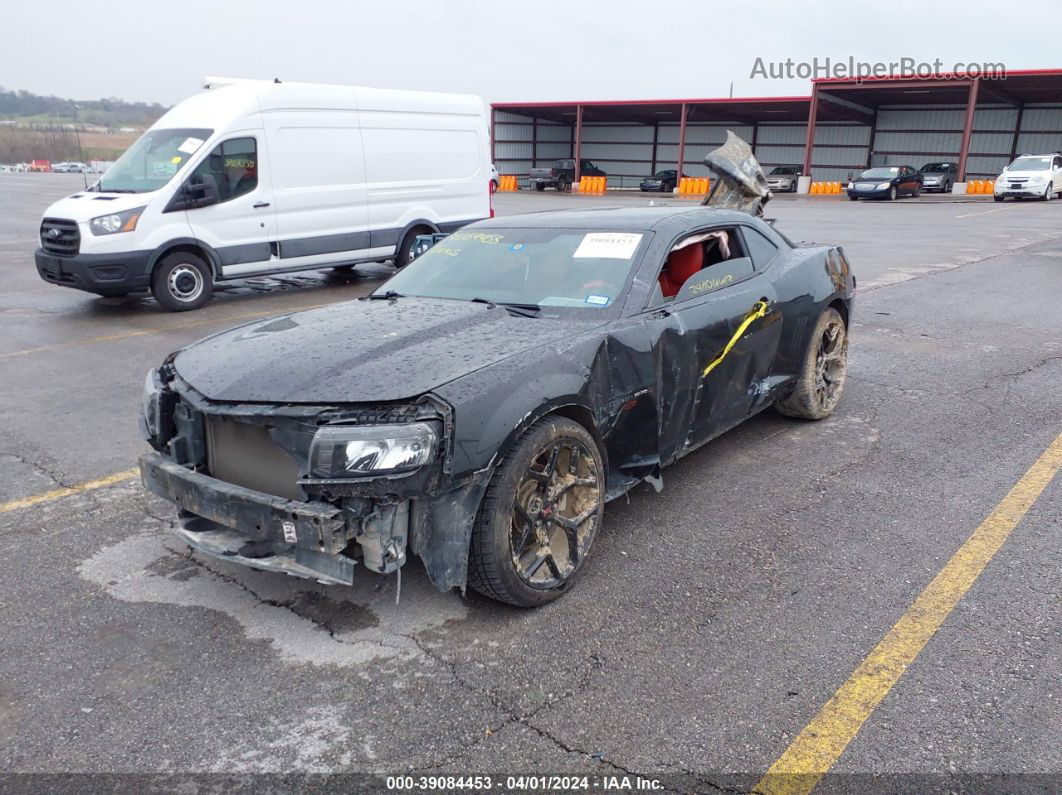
[1053,155,1062,193]
[181,135,279,277]
[643,226,781,463]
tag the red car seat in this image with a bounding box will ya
[659,243,704,297]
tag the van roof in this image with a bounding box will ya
[153,81,486,132]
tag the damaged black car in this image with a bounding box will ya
[139,204,854,607]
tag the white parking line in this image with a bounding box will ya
[955,205,1017,219]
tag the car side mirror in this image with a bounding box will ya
[674,257,755,302]
[167,174,219,211]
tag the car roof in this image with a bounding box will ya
[468,206,757,231]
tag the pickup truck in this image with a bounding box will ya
[528,158,606,192]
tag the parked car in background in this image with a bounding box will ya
[640,169,677,192]
[993,153,1062,201]
[528,159,605,192]
[490,163,499,192]
[765,165,803,193]
[847,165,922,200]
[918,161,958,193]
[52,162,90,173]
[35,78,492,311]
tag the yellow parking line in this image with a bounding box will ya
[756,431,1062,795]
[0,300,335,360]
[0,467,140,514]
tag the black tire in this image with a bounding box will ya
[534,183,545,192]
[994,195,1005,202]
[944,180,952,193]
[887,186,897,201]
[490,179,498,193]
[151,251,213,312]
[395,226,431,268]
[912,185,921,198]
[663,181,675,192]
[775,307,848,421]
[467,416,605,607]
[790,181,799,193]
[1041,185,1052,202]
[556,178,570,192]
[849,195,859,201]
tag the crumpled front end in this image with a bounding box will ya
[138,362,491,592]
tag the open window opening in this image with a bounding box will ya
[654,228,747,303]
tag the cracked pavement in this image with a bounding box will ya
[0,175,1059,786]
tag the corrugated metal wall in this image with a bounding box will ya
[492,99,1062,187]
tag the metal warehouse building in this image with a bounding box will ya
[491,69,1062,188]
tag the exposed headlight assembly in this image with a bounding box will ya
[310,423,437,478]
[139,368,162,441]
[90,206,145,235]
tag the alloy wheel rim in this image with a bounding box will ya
[168,265,203,302]
[510,438,601,589]
[814,318,847,411]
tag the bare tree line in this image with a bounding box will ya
[0,125,81,163]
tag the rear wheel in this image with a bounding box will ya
[776,307,848,420]
[468,417,604,607]
[151,251,213,312]
[395,226,431,268]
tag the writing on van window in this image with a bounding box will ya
[188,137,258,204]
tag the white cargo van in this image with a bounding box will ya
[35,78,493,310]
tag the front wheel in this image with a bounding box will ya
[151,252,213,312]
[887,186,897,201]
[534,182,545,192]
[468,417,605,607]
[994,195,1005,202]
[395,226,431,268]
[556,179,570,192]
[776,307,848,420]
[912,185,921,197]
[1042,185,1052,201]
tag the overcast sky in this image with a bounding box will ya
[3,0,1060,107]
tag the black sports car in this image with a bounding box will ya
[138,206,855,607]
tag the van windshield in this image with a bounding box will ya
[97,128,213,193]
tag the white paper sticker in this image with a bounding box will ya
[282,521,297,544]
[573,232,643,259]
[177,137,205,155]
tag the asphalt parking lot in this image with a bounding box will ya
[1,174,1059,791]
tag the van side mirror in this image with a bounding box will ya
[166,174,219,212]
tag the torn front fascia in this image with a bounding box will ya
[144,371,487,589]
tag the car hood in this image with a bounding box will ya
[174,297,605,404]
[998,170,1049,179]
[42,190,159,222]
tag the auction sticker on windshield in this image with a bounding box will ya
[177,137,205,155]
[573,232,642,259]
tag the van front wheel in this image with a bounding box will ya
[395,227,431,268]
[151,252,213,312]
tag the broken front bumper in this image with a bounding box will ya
[139,451,357,585]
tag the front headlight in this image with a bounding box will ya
[139,368,162,440]
[90,206,145,236]
[847,182,853,189]
[877,182,891,190]
[1027,175,1045,184]
[309,423,437,478]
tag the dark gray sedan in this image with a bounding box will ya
[139,206,855,607]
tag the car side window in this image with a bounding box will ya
[741,227,779,270]
[189,137,258,203]
[649,227,751,308]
